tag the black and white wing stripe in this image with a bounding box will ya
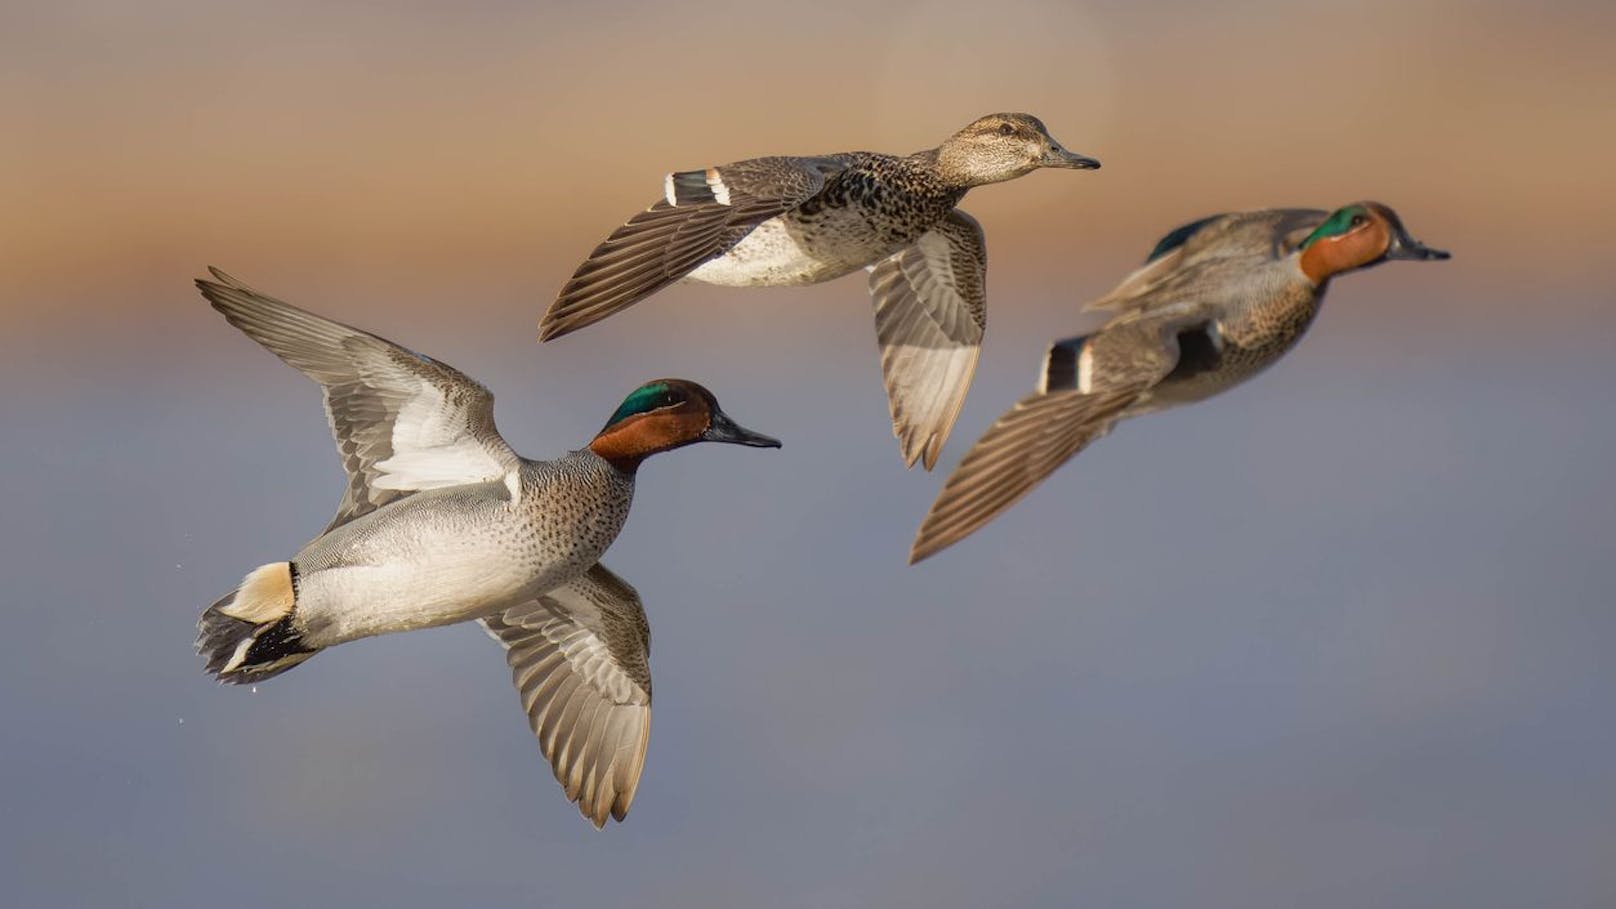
[540,155,846,341]
[909,308,1215,563]
[198,268,521,531]
[868,210,988,470]
[480,564,653,828]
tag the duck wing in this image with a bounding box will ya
[480,563,652,828]
[199,268,521,531]
[867,210,988,470]
[1085,209,1326,314]
[909,304,1217,563]
[541,155,847,341]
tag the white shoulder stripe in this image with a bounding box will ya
[1076,343,1095,394]
[705,168,731,206]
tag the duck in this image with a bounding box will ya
[540,112,1100,470]
[192,268,780,827]
[909,201,1450,563]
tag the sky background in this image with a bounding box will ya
[3,1,1614,906]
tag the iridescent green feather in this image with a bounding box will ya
[605,382,676,429]
[1300,205,1368,249]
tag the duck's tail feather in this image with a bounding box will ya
[198,562,319,684]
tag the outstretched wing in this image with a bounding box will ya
[909,307,1216,563]
[480,564,653,828]
[541,155,846,341]
[909,390,1137,563]
[199,268,520,531]
[868,210,988,470]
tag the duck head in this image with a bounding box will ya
[589,379,781,471]
[934,113,1100,187]
[1298,202,1449,284]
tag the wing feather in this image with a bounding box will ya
[480,564,652,828]
[1085,209,1328,314]
[542,156,846,341]
[910,305,1224,562]
[198,269,520,530]
[868,210,988,470]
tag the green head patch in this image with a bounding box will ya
[1301,205,1370,250]
[606,382,685,428]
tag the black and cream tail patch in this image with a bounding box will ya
[197,562,318,684]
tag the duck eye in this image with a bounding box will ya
[998,122,1016,136]
[1349,214,1367,228]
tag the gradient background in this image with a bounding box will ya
[4,1,1614,906]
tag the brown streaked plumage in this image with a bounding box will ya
[542,113,1099,469]
[910,202,1449,563]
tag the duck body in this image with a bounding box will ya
[912,202,1450,562]
[684,152,966,287]
[1073,209,1331,414]
[1141,278,1321,410]
[191,268,780,827]
[544,113,1100,469]
[287,453,634,646]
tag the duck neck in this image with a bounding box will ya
[910,148,977,193]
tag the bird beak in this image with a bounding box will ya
[702,410,782,448]
[1040,143,1101,170]
[1384,225,1450,261]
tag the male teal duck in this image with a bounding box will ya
[193,269,779,827]
[910,202,1449,562]
[541,113,1100,469]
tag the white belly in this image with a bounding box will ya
[686,215,899,287]
[298,553,552,647]
[293,510,599,647]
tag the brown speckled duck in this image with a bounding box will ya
[193,269,779,827]
[910,202,1449,562]
[541,113,1100,470]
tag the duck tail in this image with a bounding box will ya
[198,561,319,684]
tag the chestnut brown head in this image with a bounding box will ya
[588,379,780,471]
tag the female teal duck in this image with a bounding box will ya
[541,113,1100,470]
[193,269,779,827]
[910,202,1449,562]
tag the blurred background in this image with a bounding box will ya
[3,0,1614,906]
